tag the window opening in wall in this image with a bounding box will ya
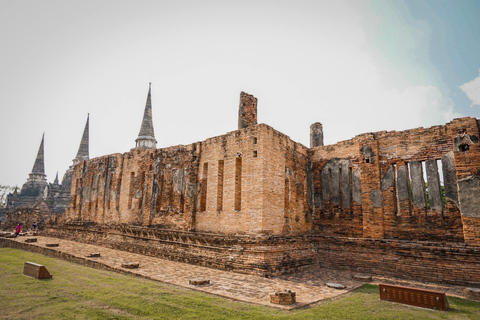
[235,157,242,211]
[348,166,353,212]
[106,173,112,210]
[253,137,257,144]
[139,171,146,209]
[156,174,164,213]
[328,168,333,211]
[89,178,94,211]
[421,162,430,209]
[408,161,427,210]
[436,159,446,207]
[459,144,470,152]
[365,158,370,164]
[217,160,224,211]
[73,179,79,209]
[128,172,134,209]
[116,176,122,211]
[404,160,445,211]
[179,194,185,213]
[253,151,257,158]
[284,175,289,211]
[338,167,343,210]
[199,163,208,212]
[393,163,400,215]
[168,181,174,210]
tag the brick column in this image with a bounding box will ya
[359,136,385,238]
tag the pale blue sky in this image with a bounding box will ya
[0,0,479,187]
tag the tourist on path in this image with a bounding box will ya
[15,223,21,237]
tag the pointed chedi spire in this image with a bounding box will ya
[135,83,157,149]
[21,133,47,197]
[54,172,59,185]
[30,133,46,180]
[74,114,89,163]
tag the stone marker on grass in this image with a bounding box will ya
[23,261,53,279]
[379,283,449,311]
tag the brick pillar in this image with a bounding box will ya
[238,92,258,129]
[310,122,324,148]
[451,118,480,244]
[359,137,385,238]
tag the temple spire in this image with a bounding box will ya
[135,83,157,149]
[31,133,46,178]
[74,114,89,163]
[54,172,59,185]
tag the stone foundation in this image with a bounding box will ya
[42,224,480,287]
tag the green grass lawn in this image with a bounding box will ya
[1,248,479,320]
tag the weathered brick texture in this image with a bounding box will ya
[51,91,480,285]
[310,117,479,244]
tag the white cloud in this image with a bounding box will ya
[460,69,480,106]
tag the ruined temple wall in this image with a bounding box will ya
[194,126,261,234]
[65,123,311,235]
[308,117,480,242]
[66,145,200,231]
[309,139,363,237]
[117,149,155,225]
[261,125,310,235]
[194,124,310,235]
[452,118,480,244]
[372,119,470,241]
[67,153,133,224]
[148,144,200,230]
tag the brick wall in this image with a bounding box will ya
[309,117,480,244]
[64,123,311,236]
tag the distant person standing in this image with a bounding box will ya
[32,222,37,231]
[15,223,22,237]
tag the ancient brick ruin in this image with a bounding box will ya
[5,85,480,287]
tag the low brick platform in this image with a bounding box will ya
[270,290,296,305]
[45,243,59,247]
[0,236,471,309]
[121,262,139,269]
[189,279,210,286]
[86,253,101,258]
